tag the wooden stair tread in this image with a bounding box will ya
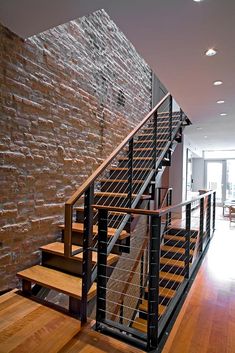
[139,300,166,316]
[160,257,185,268]
[118,157,153,161]
[164,234,197,243]
[132,147,163,151]
[145,286,176,299]
[40,242,119,265]
[59,223,128,240]
[134,140,154,143]
[160,271,184,283]
[94,192,151,200]
[99,178,144,184]
[132,317,148,333]
[110,167,152,171]
[17,265,96,301]
[161,245,194,255]
[74,206,135,218]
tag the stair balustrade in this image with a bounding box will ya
[63,93,189,321]
[94,190,216,351]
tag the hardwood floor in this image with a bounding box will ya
[162,215,235,353]
[0,290,81,353]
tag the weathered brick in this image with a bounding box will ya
[0,9,152,291]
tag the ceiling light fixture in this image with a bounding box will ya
[193,0,204,2]
[213,80,223,86]
[205,48,217,56]
[204,136,208,138]
[220,113,227,116]
[217,100,225,104]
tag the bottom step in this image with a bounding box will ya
[17,265,96,301]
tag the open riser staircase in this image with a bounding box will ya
[16,93,216,351]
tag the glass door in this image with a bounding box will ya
[205,161,225,205]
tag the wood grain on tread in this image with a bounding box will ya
[132,317,148,333]
[160,257,185,268]
[118,157,153,161]
[17,265,96,300]
[109,167,152,172]
[133,147,163,151]
[99,178,145,183]
[145,286,176,299]
[59,223,128,240]
[139,300,166,316]
[164,234,197,243]
[160,271,184,283]
[95,191,151,199]
[0,291,80,353]
[161,245,193,256]
[40,242,119,265]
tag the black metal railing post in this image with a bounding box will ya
[213,191,216,231]
[169,95,173,141]
[157,188,162,209]
[185,204,191,279]
[128,138,134,209]
[153,110,158,170]
[119,300,124,325]
[199,198,204,252]
[206,194,211,240]
[140,252,144,298]
[147,214,161,350]
[168,189,172,226]
[96,208,108,328]
[81,184,94,323]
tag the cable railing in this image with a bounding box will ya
[63,92,189,322]
[94,190,216,351]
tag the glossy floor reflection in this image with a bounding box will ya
[162,209,235,353]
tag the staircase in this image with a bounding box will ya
[16,93,192,340]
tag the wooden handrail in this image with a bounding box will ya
[93,190,215,217]
[66,92,170,206]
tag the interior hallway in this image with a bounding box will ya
[162,209,235,353]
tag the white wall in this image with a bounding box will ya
[169,142,184,205]
[192,158,205,192]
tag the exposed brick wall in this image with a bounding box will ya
[0,10,152,291]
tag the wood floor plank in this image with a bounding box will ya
[0,292,80,353]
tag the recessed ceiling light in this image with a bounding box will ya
[193,0,204,2]
[217,100,225,104]
[204,135,208,138]
[205,48,217,56]
[220,113,227,116]
[213,80,223,86]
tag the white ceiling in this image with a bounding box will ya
[0,0,235,151]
